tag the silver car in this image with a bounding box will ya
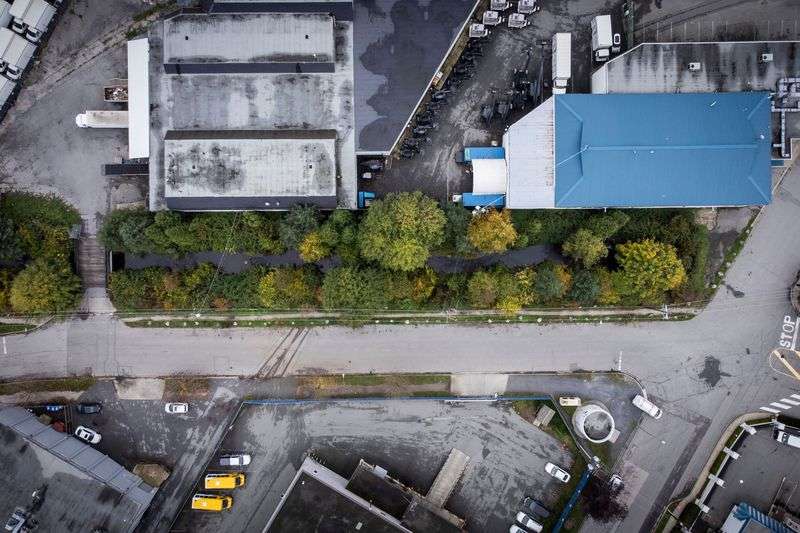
[219,454,251,467]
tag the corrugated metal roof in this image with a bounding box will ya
[127,38,149,159]
[504,97,555,208]
[554,93,772,208]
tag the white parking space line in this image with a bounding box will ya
[761,406,781,414]
[782,398,800,406]
[771,402,792,410]
[791,394,800,401]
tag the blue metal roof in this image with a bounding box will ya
[554,93,772,208]
[464,146,506,162]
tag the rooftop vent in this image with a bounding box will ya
[760,53,774,63]
[688,62,702,72]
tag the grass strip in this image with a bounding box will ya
[0,377,96,396]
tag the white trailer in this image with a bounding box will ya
[552,33,571,94]
[75,110,129,128]
[591,15,613,62]
[0,1,12,29]
[0,28,35,79]
[0,74,16,108]
[9,0,56,42]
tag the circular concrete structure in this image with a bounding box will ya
[572,402,615,444]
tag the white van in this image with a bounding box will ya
[776,430,800,449]
[632,394,662,419]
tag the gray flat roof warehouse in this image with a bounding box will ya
[140,0,477,211]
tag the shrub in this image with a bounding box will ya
[279,205,320,250]
[467,209,518,253]
[99,209,156,254]
[582,211,630,239]
[615,239,687,303]
[321,266,389,310]
[511,210,589,245]
[0,218,22,263]
[9,258,81,313]
[596,268,620,306]
[108,268,164,310]
[0,269,13,311]
[0,192,80,229]
[569,269,601,305]
[562,229,607,268]
[358,192,446,271]
[467,270,498,309]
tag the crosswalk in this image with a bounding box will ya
[760,394,800,414]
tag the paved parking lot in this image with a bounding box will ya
[172,399,576,533]
[367,0,625,202]
[635,0,800,42]
[69,380,241,533]
[701,426,800,528]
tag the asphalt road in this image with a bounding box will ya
[4,163,800,532]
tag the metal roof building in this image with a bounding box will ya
[591,41,800,94]
[0,406,156,533]
[505,92,772,209]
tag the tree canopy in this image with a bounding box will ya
[467,209,518,253]
[358,192,445,271]
[615,239,686,302]
[9,258,81,313]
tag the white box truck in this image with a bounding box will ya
[9,0,56,42]
[75,110,129,128]
[0,28,35,80]
[591,15,613,62]
[0,1,12,29]
[552,33,571,94]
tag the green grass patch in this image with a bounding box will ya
[164,377,210,399]
[341,374,449,387]
[0,376,96,396]
[0,323,31,334]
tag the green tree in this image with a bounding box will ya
[442,203,474,256]
[318,209,360,264]
[562,229,608,268]
[9,258,81,313]
[298,231,330,263]
[0,270,13,311]
[467,209,518,253]
[569,269,601,305]
[258,267,320,309]
[279,205,320,250]
[143,211,190,256]
[534,261,570,303]
[358,192,445,271]
[615,239,687,303]
[0,218,22,263]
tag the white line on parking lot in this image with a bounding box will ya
[782,398,800,406]
[771,402,792,410]
[792,394,800,401]
[761,406,781,414]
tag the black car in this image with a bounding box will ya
[76,402,102,415]
[523,497,551,519]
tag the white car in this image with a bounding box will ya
[219,454,251,467]
[632,394,662,419]
[545,462,570,483]
[74,425,101,444]
[165,402,189,414]
[516,511,543,532]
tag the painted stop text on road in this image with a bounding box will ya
[778,315,800,350]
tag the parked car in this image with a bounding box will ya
[522,497,550,518]
[76,402,102,415]
[632,394,662,419]
[516,511,543,532]
[219,454,251,467]
[545,462,570,483]
[165,402,189,414]
[74,426,101,444]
